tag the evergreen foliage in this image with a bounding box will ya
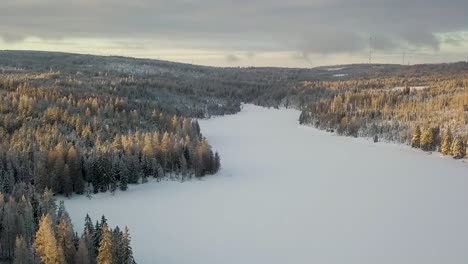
[441,128,452,155]
[0,188,135,264]
[411,126,421,148]
[451,136,465,159]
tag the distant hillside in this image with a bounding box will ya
[2,50,468,81]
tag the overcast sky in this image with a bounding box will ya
[1,0,468,67]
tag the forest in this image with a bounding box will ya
[0,65,222,197]
[0,51,226,263]
[298,74,468,159]
[2,51,468,263]
[1,187,135,264]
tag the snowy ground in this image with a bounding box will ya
[64,105,468,264]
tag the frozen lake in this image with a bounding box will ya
[65,105,468,264]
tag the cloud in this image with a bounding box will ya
[1,33,26,43]
[225,54,240,63]
[401,30,440,50]
[245,52,256,59]
[1,0,468,58]
[296,30,366,55]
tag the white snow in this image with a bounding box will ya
[333,73,349,77]
[326,67,346,71]
[64,105,468,264]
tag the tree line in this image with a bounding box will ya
[0,72,220,197]
[1,186,135,263]
[299,75,468,159]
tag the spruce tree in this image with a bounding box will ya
[120,173,128,191]
[111,226,123,264]
[82,216,96,264]
[121,226,136,264]
[118,159,129,191]
[411,126,421,148]
[451,136,465,159]
[420,128,434,151]
[440,128,452,155]
[93,220,102,258]
[84,214,95,235]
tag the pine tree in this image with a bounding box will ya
[34,214,64,264]
[101,215,108,227]
[97,223,113,264]
[121,226,136,264]
[84,214,95,235]
[82,215,95,264]
[420,128,434,151]
[441,128,452,155]
[451,136,465,159]
[411,126,421,148]
[93,220,102,258]
[111,226,123,264]
[127,155,141,184]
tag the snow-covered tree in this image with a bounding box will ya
[451,136,465,159]
[440,128,452,155]
[411,126,421,148]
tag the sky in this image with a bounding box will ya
[1,0,468,67]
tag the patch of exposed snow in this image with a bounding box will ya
[333,73,349,77]
[326,67,346,71]
[65,105,468,264]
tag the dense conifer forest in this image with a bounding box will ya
[0,65,221,196]
[2,50,468,263]
[298,74,468,158]
[1,187,135,263]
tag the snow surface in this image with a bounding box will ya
[64,105,468,264]
[326,67,346,71]
[333,73,349,78]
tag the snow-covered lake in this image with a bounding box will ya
[65,105,468,264]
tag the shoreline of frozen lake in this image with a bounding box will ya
[65,104,468,264]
